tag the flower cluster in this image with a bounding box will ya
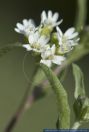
[15,10,79,67]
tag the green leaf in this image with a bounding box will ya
[0,42,22,58]
[40,64,70,129]
[72,64,85,99]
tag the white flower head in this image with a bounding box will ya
[15,19,36,37]
[23,31,50,53]
[41,10,63,28]
[40,44,65,67]
[56,27,80,54]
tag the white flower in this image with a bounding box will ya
[40,45,65,67]
[41,10,63,28]
[15,19,36,37]
[56,26,80,54]
[23,31,49,52]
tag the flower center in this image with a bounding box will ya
[31,43,41,50]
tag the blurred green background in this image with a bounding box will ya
[0,0,89,131]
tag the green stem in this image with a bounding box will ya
[41,64,70,129]
[75,0,87,32]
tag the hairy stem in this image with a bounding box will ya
[41,64,70,129]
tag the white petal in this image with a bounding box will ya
[29,32,39,44]
[23,19,28,26]
[67,32,78,39]
[64,28,75,36]
[56,26,63,37]
[23,44,32,51]
[41,50,50,59]
[14,28,20,33]
[41,44,50,53]
[38,36,45,45]
[35,32,40,41]
[29,34,35,44]
[53,19,63,27]
[38,36,49,45]
[70,38,79,46]
[52,55,65,65]
[41,11,47,23]
[29,19,35,24]
[48,10,52,19]
[16,23,24,30]
[53,12,59,22]
[40,59,52,67]
[43,37,50,45]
